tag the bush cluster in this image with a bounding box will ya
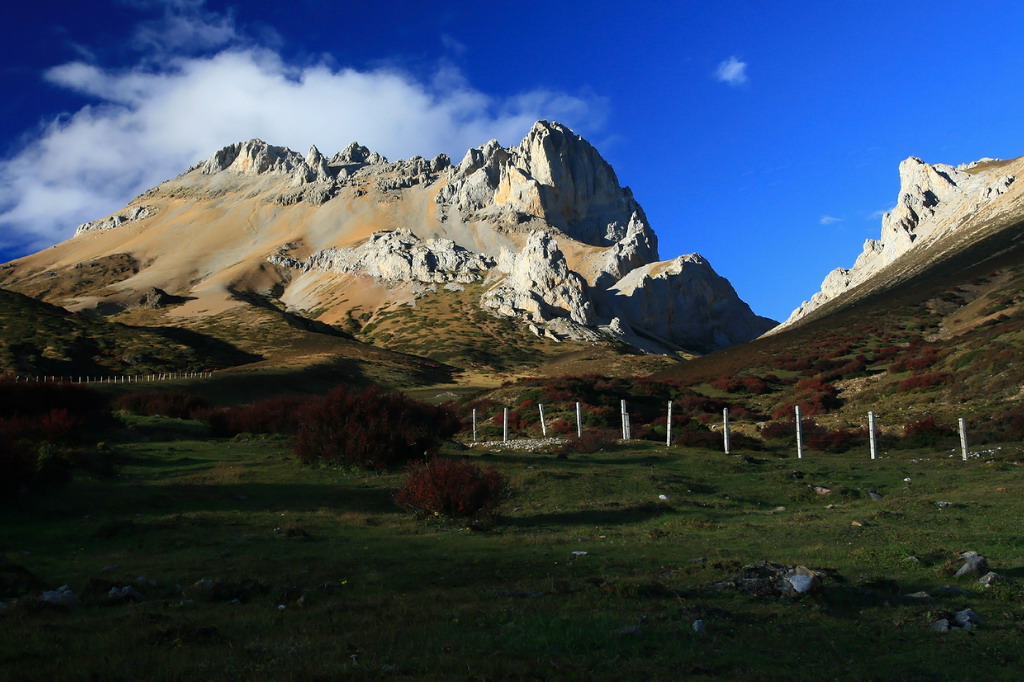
[0,381,113,497]
[206,395,310,437]
[295,386,459,471]
[114,391,209,419]
[394,458,508,518]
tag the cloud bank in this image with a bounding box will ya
[715,56,748,86]
[0,8,603,254]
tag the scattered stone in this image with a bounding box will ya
[614,625,643,636]
[768,506,786,514]
[570,551,588,557]
[711,561,822,597]
[902,556,920,564]
[813,486,832,496]
[851,520,868,527]
[953,551,989,578]
[100,565,119,573]
[978,572,1005,587]
[867,490,884,500]
[39,585,81,608]
[789,471,805,480]
[954,608,980,627]
[108,586,144,602]
[935,501,954,509]
[905,591,932,600]
[692,619,706,634]
[931,619,951,633]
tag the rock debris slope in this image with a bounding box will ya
[777,155,1023,331]
[4,121,775,356]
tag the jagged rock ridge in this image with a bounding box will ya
[6,121,775,357]
[777,155,1021,330]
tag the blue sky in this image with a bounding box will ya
[2,1,1023,322]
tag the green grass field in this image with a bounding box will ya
[2,416,1023,681]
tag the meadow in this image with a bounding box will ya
[3,407,1022,681]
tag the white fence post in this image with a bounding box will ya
[868,411,877,460]
[620,400,629,441]
[538,404,547,437]
[503,408,509,443]
[472,408,478,443]
[723,407,731,455]
[959,418,968,461]
[666,400,673,447]
[576,402,583,438]
[795,405,803,459]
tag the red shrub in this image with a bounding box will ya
[760,419,796,440]
[806,428,866,453]
[294,386,459,470]
[557,430,618,455]
[896,372,951,392]
[114,391,209,419]
[394,458,509,518]
[206,394,312,436]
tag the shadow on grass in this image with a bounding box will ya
[504,503,675,529]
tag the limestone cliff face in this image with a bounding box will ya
[12,121,774,356]
[779,155,1020,330]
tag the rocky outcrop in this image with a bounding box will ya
[780,155,1018,329]
[76,205,156,235]
[481,231,594,329]
[607,254,777,353]
[437,121,660,253]
[269,229,494,284]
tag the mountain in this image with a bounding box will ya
[653,153,1024,427]
[776,154,1022,331]
[0,122,774,375]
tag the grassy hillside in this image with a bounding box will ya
[0,288,257,377]
[1,414,1021,680]
[649,222,1024,430]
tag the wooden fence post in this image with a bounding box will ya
[723,407,731,455]
[666,400,673,447]
[795,405,803,459]
[868,411,877,460]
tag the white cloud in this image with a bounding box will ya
[715,56,748,86]
[819,215,844,225]
[0,13,603,254]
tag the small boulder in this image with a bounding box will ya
[953,552,989,578]
[39,585,81,608]
[978,572,1005,587]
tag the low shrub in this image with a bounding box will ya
[896,372,951,392]
[295,386,459,470]
[114,391,209,419]
[557,430,618,455]
[206,395,312,437]
[806,428,866,453]
[395,458,509,518]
